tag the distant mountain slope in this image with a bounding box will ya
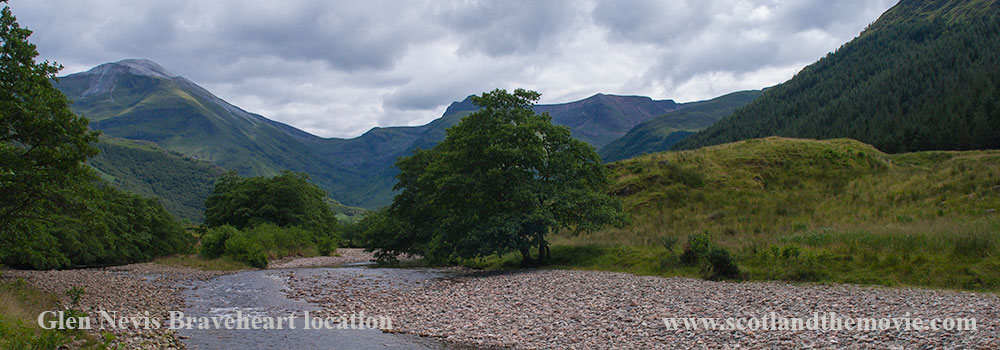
[599,90,761,162]
[88,136,225,222]
[534,94,678,148]
[675,0,1000,153]
[59,59,680,209]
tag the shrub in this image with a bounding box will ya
[680,233,741,280]
[245,224,315,259]
[702,247,740,280]
[316,236,336,256]
[199,225,238,259]
[680,233,712,264]
[223,231,267,268]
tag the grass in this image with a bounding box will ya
[0,277,111,349]
[543,137,1000,292]
[154,255,250,271]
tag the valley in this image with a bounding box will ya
[3,0,1000,349]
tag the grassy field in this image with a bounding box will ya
[538,137,1000,291]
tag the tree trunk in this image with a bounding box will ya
[520,246,534,267]
[537,233,549,264]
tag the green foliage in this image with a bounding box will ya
[366,89,625,264]
[658,236,678,251]
[1,175,194,269]
[245,224,315,259]
[0,6,191,270]
[199,225,237,259]
[88,137,224,222]
[223,230,267,268]
[680,233,711,264]
[0,279,108,349]
[200,223,332,266]
[701,246,740,280]
[0,4,99,248]
[204,171,339,242]
[554,137,1000,291]
[599,90,762,162]
[676,233,741,280]
[676,9,1000,153]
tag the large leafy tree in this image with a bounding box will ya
[204,171,339,238]
[0,4,99,238]
[367,89,624,264]
[0,3,192,269]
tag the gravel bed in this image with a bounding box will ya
[287,269,1000,349]
[269,248,376,268]
[1,263,228,349]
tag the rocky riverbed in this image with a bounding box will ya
[0,248,378,349]
[287,269,1000,349]
[6,249,998,349]
[1,263,226,349]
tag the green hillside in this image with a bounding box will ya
[87,137,225,222]
[550,137,1000,290]
[599,90,761,162]
[675,0,1000,153]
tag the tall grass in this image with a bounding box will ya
[549,137,1000,291]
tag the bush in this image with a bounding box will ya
[245,224,315,259]
[316,237,336,256]
[680,233,741,280]
[702,247,740,280]
[199,225,237,259]
[680,233,712,264]
[223,231,267,268]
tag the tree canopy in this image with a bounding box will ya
[204,170,339,238]
[0,4,192,269]
[0,4,99,232]
[365,88,624,264]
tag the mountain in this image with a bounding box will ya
[88,136,225,222]
[674,0,1000,153]
[534,94,679,147]
[58,59,679,209]
[598,90,762,162]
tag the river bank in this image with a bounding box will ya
[0,248,378,349]
[288,268,1000,349]
[1,263,225,349]
[5,249,999,349]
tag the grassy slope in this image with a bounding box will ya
[545,137,1000,291]
[599,90,761,162]
[88,136,225,222]
[0,279,104,348]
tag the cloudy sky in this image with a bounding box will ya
[9,0,896,139]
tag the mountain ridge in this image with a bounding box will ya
[58,59,696,209]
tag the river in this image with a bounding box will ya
[177,265,459,349]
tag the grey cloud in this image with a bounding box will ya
[592,0,712,45]
[436,0,582,57]
[6,0,898,138]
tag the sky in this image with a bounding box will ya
[9,0,897,139]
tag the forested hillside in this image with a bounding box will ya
[88,137,225,222]
[675,0,1000,152]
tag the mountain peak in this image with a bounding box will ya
[81,58,176,79]
[443,95,479,115]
